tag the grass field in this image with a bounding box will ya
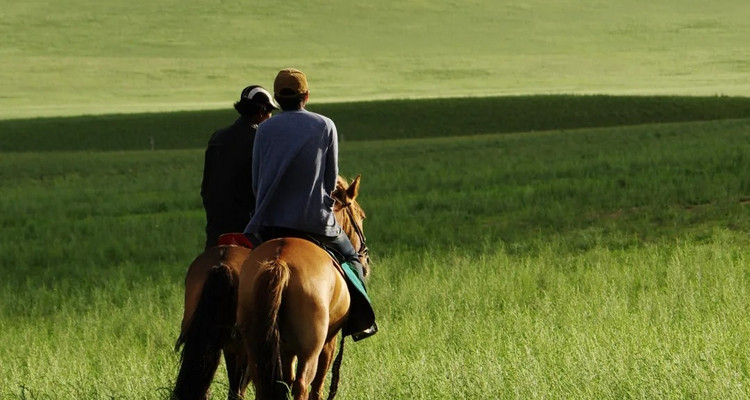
[2,0,750,398]
[2,0,750,118]
[2,95,750,398]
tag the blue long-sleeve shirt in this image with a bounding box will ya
[244,109,341,237]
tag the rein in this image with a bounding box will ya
[328,202,367,400]
[342,202,369,264]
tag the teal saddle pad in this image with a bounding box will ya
[341,262,376,337]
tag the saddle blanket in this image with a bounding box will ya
[340,261,375,337]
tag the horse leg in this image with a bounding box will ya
[309,337,338,400]
[292,352,320,400]
[224,344,250,400]
[291,321,328,400]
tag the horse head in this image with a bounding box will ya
[332,175,370,277]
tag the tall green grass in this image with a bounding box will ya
[1,97,749,398]
[358,241,750,399]
[353,118,750,254]
[3,238,749,398]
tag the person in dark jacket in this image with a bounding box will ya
[200,85,278,249]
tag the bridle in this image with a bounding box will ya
[342,202,370,266]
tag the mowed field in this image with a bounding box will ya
[2,0,750,399]
[2,0,750,118]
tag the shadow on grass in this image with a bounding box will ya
[2,94,750,152]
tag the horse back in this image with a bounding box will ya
[237,237,351,340]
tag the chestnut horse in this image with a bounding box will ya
[172,244,252,400]
[172,175,370,400]
[236,175,370,400]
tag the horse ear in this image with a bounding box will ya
[346,174,361,201]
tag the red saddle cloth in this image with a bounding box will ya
[217,233,254,249]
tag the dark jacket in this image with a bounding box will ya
[201,116,257,248]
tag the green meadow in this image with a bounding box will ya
[2,0,750,118]
[2,97,750,399]
[2,0,750,399]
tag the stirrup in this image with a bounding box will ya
[351,322,378,342]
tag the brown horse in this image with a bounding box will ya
[236,175,370,400]
[172,244,252,400]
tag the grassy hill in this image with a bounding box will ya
[3,94,750,152]
[3,0,750,118]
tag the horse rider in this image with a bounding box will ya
[243,68,377,340]
[200,85,278,249]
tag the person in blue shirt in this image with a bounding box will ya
[244,68,376,340]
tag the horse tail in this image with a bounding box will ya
[250,258,290,400]
[173,262,237,400]
[326,335,346,400]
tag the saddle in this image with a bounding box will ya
[216,232,375,338]
[217,233,254,248]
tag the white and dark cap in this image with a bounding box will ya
[240,85,279,110]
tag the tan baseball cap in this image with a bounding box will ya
[274,68,309,99]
